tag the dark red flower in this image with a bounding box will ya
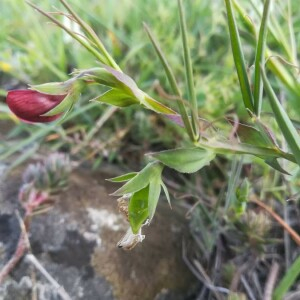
[6,90,66,123]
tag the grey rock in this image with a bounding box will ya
[0,166,197,300]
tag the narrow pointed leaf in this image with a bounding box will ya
[161,181,172,209]
[58,0,120,70]
[199,139,296,163]
[224,0,254,112]
[273,255,300,300]
[261,67,300,166]
[265,158,290,175]
[26,1,106,64]
[143,23,195,141]
[107,172,138,183]
[129,186,149,234]
[148,177,162,221]
[253,0,272,116]
[178,0,199,138]
[149,148,215,173]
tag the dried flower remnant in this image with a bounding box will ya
[117,227,146,251]
[116,194,149,250]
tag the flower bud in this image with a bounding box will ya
[6,90,66,123]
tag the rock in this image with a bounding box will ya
[0,165,197,300]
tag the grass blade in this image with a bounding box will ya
[58,0,120,70]
[224,0,254,112]
[143,23,195,141]
[287,0,297,65]
[26,1,106,64]
[261,66,300,166]
[253,0,272,116]
[232,1,300,97]
[177,0,199,140]
[273,255,300,300]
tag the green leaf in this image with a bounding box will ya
[149,147,215,173]
[148,177,162,221]
[273,255,300,300]
[198,139,296,164]
[253,0,272,116]
[261,66,300,166]
[94,89,138,107]
[265,158,290,175]
[107,172,138,182]
[143,94,176,115]
[178,0,199,138]
[235,122,271,147]
[112,162,163,196]
[161,181,172,208]
[143,23,196,141]
[129,186,149,234]
[253,117,278,147]
[224,0,254,112]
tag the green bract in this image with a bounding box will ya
[110,162,170,232]
[149,147,216,173]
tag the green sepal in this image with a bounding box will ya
[93,89,138,107]
[43,81,83,116]
[81,67,128,89]
[104,66,141,99]
[29,79,74,95]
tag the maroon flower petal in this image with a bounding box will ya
[6,90,66,123]
[19,114,63,123]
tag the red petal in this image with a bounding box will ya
[6,90,66,123]
[19,114,63,123]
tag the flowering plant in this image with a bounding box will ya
[6,0,300,249]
